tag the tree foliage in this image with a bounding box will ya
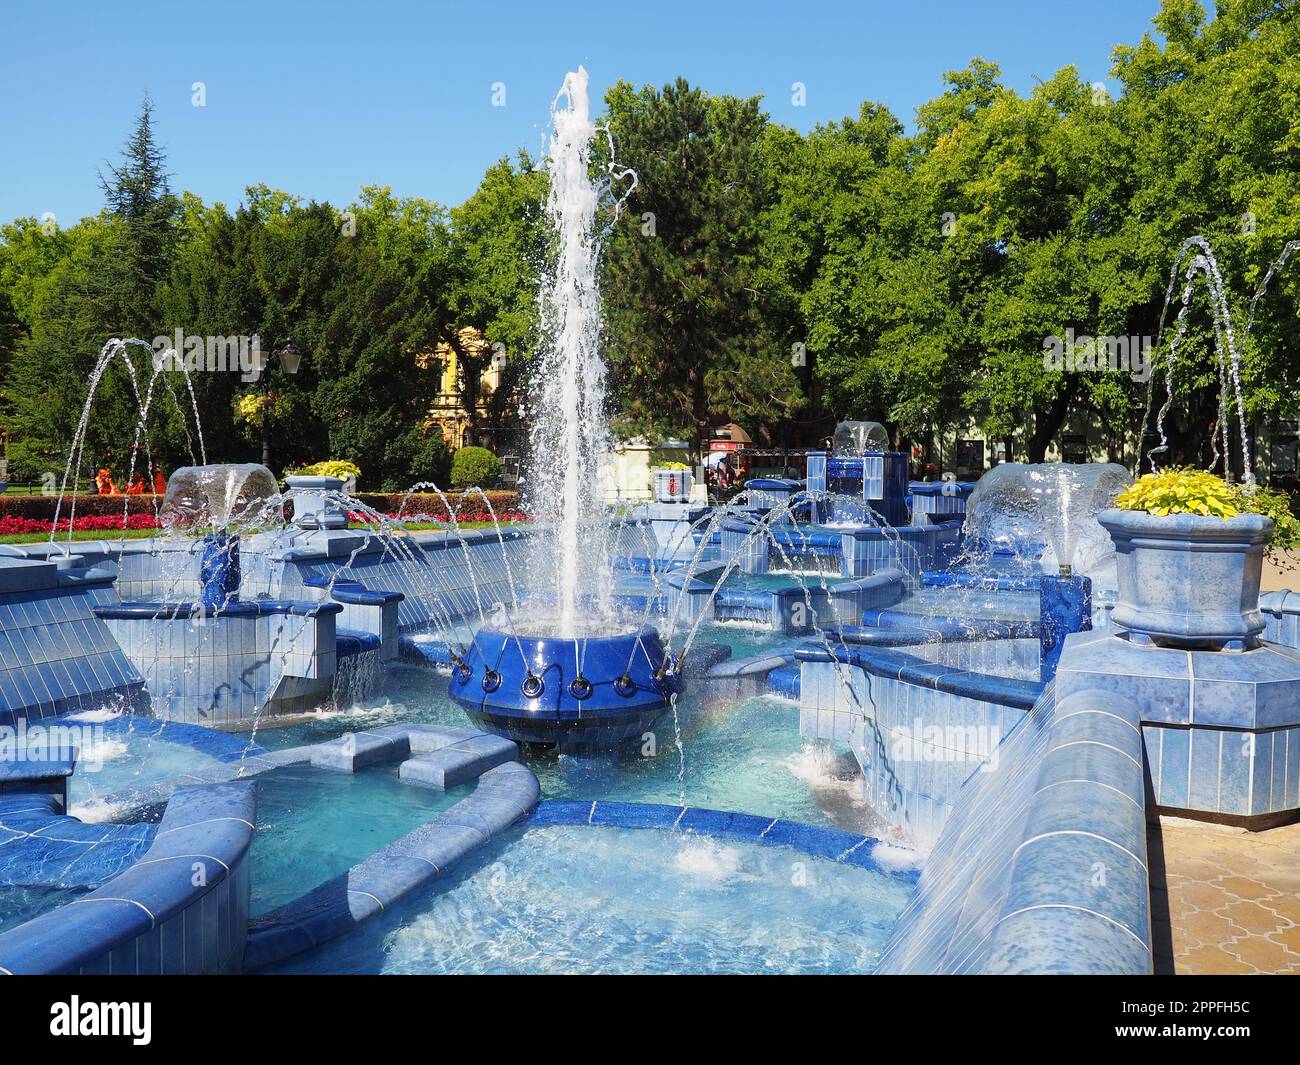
[2,0,1299,488]
[600,78,801,447]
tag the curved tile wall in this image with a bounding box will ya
[875,688,1151,974]
[241,724,540,970]
[0,779,257,975]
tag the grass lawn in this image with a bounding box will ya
[0,528,162,545]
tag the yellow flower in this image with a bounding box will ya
[1114,468,1239,521]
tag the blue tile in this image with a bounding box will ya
[1188,728,1222,812]
[1157,726,1189,808]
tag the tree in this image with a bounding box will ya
[4,1,1300,490]
[315,186,452,488]
[441,155,547,444]
[599,78,801,450]
[97,94,180,336]
[2,99,193,485]
[1111,0,1300,472]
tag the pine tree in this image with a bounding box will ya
[97,94,178,335]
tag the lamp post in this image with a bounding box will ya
[259,336,297,470]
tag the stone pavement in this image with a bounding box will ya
[1149,814,1300,974]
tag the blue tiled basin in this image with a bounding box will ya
[448,626,679,750]
[1099,508,1273,649]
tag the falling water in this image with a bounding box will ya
[962,462,1131,577]
[52,338,206,541]
[1138,235,1300,487]
[526,67,634,635]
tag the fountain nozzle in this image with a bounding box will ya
[1059,563,1073,578]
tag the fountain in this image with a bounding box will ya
[805,421,910,527]
[448,68,680,749]
[961,461,1131,581]
[160,463,282,611]
[1141,235,1300,484]
[954,462,1132,681]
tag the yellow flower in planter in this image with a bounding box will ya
[1115,469,1238,519]
[288,460,361,482]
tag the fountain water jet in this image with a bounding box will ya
[525,66,633,634]
[449,69,673,750]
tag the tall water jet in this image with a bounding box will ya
[1138,235,1300,486]
[526,66,615,634]
[449,69,676,751]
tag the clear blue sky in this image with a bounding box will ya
[0,0,1165,225]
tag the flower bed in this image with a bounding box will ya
[347,509,528,526]
[353,490,519,518]
[0,509,527,536]
[0,490,521,523]
[0,494,163,519]
[0,513,160,534]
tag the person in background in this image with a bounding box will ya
[717,454,734,490]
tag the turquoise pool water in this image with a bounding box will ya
[65,727,224,821]
[257,666,875,833]
[1,728,224,933]
[700,621,794,660]
[2,757,471,933]
[0,885,79,934]
[249,764,470,915]
[4,617,902,967]
[723,570,842,592]
[263,823,915,975]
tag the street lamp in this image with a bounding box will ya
[259,335,297,470]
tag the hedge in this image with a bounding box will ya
[0,494,165,519]
[351,490,520,519]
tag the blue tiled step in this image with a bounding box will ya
[860,609,1038,641]
[310,731,410,772]
[399,733,518,790]
[796,642,1044,710]
[922,570,1043,592]
[302,574,404,606]
[336,628,381,657]
[398,634,452,668]
[95,599,342,620]
[766,664,801,700]
[712,586,775,624]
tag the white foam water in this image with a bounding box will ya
[673,835,747,883]
[525,68,636,635]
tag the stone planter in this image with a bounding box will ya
[285,475,348,530]
[1098,508,1273,650]
[654,468,692,504]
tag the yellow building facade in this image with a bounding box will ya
[419,327,504,450]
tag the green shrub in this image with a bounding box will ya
[450,446,501,489]
[1235,482,1300,550]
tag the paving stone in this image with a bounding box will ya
[1152,815,1300,974]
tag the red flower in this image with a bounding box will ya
[0,513,161,534]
